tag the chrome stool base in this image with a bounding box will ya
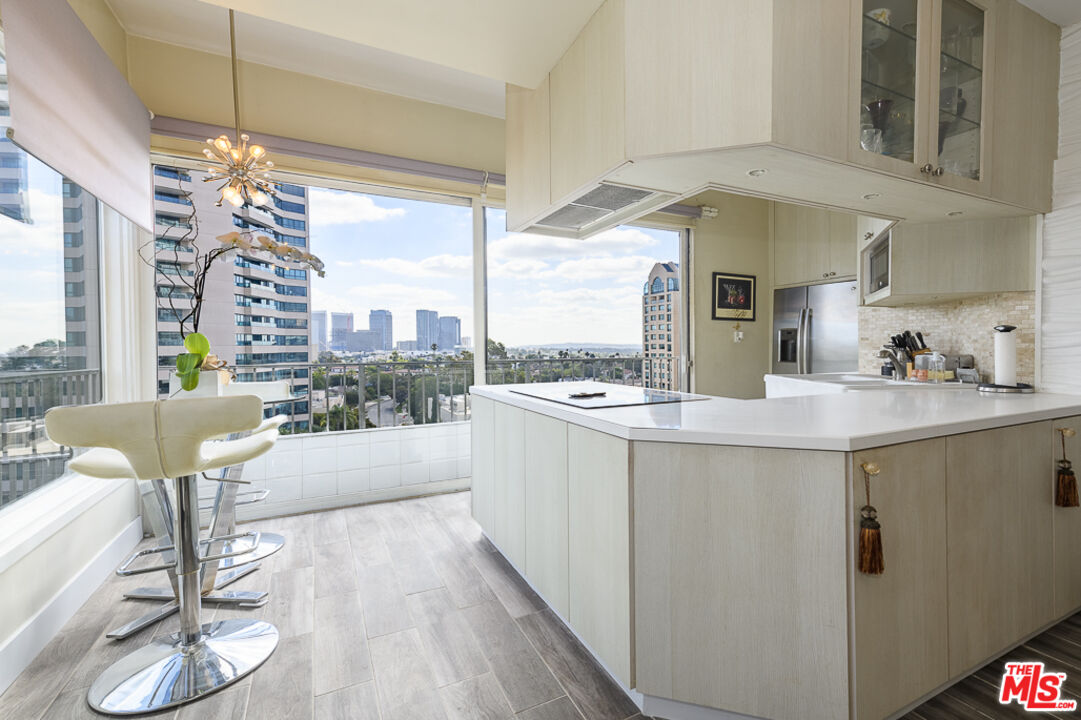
[88,618,278,715]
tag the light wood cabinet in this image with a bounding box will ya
[850,439,948,720]
[567,424,633,687]
[505,79,551,230]
[523,413,569,618]
[849,0,996,195]
[946,421,1054,675]
[469,395,495,533]
[861,213,1035,306]
[633,441,849,720]
[1053,416,1081,619]
[492,401,526,569]
[505,0,1057,237]
[989,0,1060,213]
[548,0,625,206]
[774,203,858,287]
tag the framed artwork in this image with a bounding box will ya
[712,272,756,321]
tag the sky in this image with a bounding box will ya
[309,188,680,348]
[0,153,68,351]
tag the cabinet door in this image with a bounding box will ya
[506,79,551,231]
[774,203,832,286]
[470,395,495,535]
[989,0,1058,213]
[1054,416,1081,618]
[927,0,993,195]
[548,0,625,204]
[851,439,948,720]
[849,0,934,180]
[492,401,526,569]
[568,425,632,686]
[946,421,1054,675]
[524,413,569,618]
[829,211,858,278]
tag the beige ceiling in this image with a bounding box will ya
[1018,0,1081,26]
[192,0,603,89]
[107,0,513,117]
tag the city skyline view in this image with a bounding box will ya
[309,189,681,348]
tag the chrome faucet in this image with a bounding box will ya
[877,347,907,378]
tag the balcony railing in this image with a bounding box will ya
[155,357,662,434]
[0,369,102,509]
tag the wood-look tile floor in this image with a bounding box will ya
[902,613,1081,720]
[0,491,647,720]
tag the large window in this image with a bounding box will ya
[0,146,103,509]
[485,209,683,389]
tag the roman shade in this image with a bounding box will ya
[4,0,152,230]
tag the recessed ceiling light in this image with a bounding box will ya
[947,210,964,217]
[861,192,881,200]
[746,169,768,177]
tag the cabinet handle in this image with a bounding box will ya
[822,272,829,278]
[920,164,935,175]
[933,166,945,177]
[829,271,836,276]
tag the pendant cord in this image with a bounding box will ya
[229,9,242,143]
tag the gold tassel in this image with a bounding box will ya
[859,462,884,575]
[1057,429,1078,508]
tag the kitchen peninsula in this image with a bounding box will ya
[470,381,1081,720]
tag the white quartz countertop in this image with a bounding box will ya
[471,381,1081,451]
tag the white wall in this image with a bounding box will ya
[1042,22,1081,393]
[230,422,472,520]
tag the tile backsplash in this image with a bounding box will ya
[857,291,1036,384]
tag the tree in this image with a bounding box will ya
[487,338,508,359]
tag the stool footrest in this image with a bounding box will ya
[116,531,262,576]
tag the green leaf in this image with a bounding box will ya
[183,332,210,363]
[175,353,202,391]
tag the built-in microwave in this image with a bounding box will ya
[863,230,890,298]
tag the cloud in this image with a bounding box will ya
[543,255,662,284]
[308,188,406,225]
[488,285,649,346]
[488,226,659,261]
[345,254,472,278]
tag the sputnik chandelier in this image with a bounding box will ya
[202,9,276,208]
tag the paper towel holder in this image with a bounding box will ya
[979,324,1031,393]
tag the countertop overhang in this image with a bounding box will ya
[471,381,1081,451]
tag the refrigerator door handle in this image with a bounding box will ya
[797,308,812,374]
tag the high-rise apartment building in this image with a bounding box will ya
[62,180,100,371]
[369,310,393,350]
[438,316,461,351]
[312,310,327,352]
[416,309,439,352]
[330,312,354,350]
[0,56,29,224]
[642,262,681,391]
[153,166,312,429]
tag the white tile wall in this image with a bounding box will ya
[240,421,472,506]
[1043,23,1081,392]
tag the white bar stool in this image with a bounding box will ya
[45,395,281,715]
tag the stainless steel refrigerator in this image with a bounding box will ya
[772,281,859,374]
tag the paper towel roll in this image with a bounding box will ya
[994,326,1017,387]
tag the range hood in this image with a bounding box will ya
[529,182,679,239]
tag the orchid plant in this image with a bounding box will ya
[141,174,325,391]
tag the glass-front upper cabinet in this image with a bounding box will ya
[858,0,923,172]
[854,0,992,191]
[933,0,987,188]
